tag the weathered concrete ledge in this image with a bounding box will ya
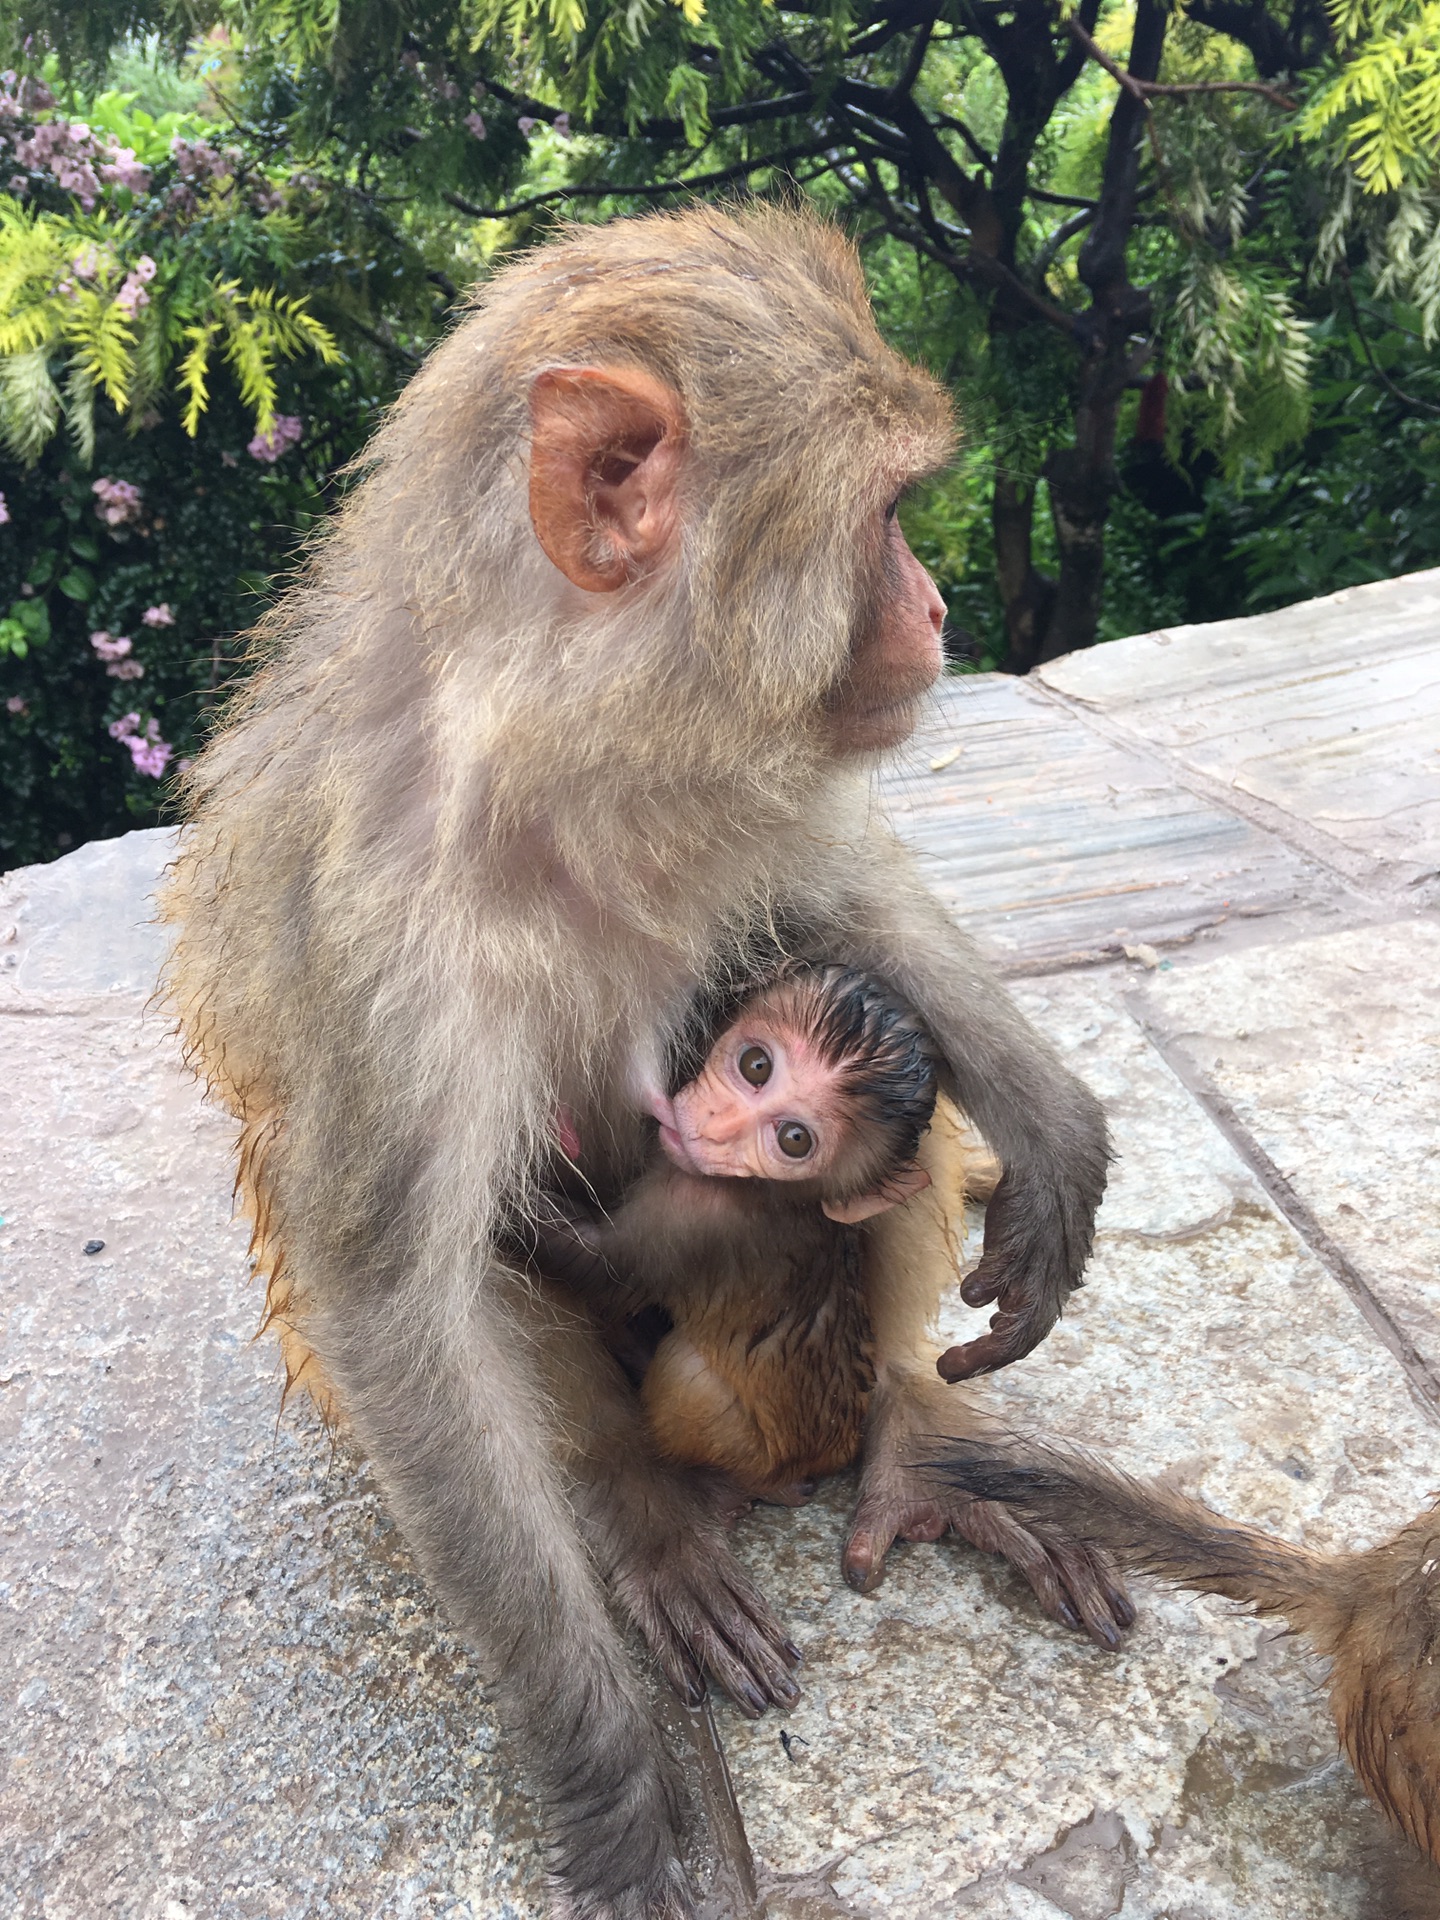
[5,568,1440,1918]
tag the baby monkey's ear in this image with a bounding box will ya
[822,1164,931,1225]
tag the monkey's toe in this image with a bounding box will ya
[946,1496,1135,1649]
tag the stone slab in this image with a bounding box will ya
[0,1005,548,1920]
[1133,916,1440,1386]
[879,678,1343,972]
[0,825,175,1003]
[721,973,1440,1916]
[1038,569,1440,887]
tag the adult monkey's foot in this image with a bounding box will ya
[613,1521,803,1718]
[843,1374,1135,1649]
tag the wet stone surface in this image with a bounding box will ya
[6,562,1440,1920]
[0,905,547,1920]
[721,970,1439,1918]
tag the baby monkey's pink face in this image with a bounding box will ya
[652,1012,847,1186]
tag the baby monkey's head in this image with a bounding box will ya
[653,964,939,1223]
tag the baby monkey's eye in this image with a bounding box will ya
[738,1045,772,1086]
[776,1120,813,1160]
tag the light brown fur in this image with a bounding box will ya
[163,206,1118,1915]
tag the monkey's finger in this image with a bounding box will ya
[684,1617,777,1718]
[946,1496,1121,1647]
[959,1265,1005,1309]
[650,1631,708,1710]
[713,1576,804,1704]
[841,1520,897,1594]
[936,1299,1050,1381]
[1047,1541,1136,1643]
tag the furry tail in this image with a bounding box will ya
[935,1436,1332,1632]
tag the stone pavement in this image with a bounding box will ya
[4,568,1439,1919]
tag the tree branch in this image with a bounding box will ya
[1032,203,1097,282]
[891,10,940,99]
[1341,272,1440,418]
[482,74,818,144]
[1065,14,1296,111]
[441,143,836,220]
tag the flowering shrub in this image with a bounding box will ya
[92,476,142,525]
[0,64,387,865]
[0,76,339,464]
[108,709,172,777]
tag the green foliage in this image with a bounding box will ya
[0,360,384,865]
[0,83,341,462]
[1,0,1439,857]
[1299,0,1440,193]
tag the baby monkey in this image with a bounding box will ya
[546,965,939,1505]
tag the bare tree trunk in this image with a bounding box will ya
[993,473,1055,675]
[1027,0,1167,664]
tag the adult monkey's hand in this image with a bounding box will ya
[937,1169,1078,1378]
[817,859,1110,1379]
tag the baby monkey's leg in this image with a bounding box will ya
[843,1369,1135,1649]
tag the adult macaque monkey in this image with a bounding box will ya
[165,207,1116,1917]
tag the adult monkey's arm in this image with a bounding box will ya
[815,832,1110,1376]
[308,1251,694,1908]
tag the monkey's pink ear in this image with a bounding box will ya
[528,366,688,592]
[822,1165,932,1225]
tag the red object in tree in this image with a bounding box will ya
[1135,371,1168,444]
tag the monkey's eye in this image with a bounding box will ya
[776,1120,813,1160]
[884,496,900,522]
[738,1045,772,1086]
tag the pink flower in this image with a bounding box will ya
[113,272,149,316]
[517,115,536,134]
[0,490,8,525]
[89,629,132,660]
[142,603,174,627]
[71,243,100,279]
[5,694,26,714]
[133,253,156,281]
[7,175,26,194]
[108,712,172,776]
[247,414,303,462]
[553,112,571,137]
[170,135,230,183]
[464,110,487,140]
[99,148,151,194]
[92,476,142,526]
[106,659,145,680]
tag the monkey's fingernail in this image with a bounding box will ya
[783,1640,803,1665]
[776,1675,801,1704]
[1092,1620,1122,1652]
[1057,1602,1081,1630]
[1112,1594,1137,1629]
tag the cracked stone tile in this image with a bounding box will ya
[1132,918,1440,1379]
[721,971,1440,1916]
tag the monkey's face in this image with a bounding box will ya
[651,1011,851,1188]
[650,1008,931,1224]
[823,504,947,756]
